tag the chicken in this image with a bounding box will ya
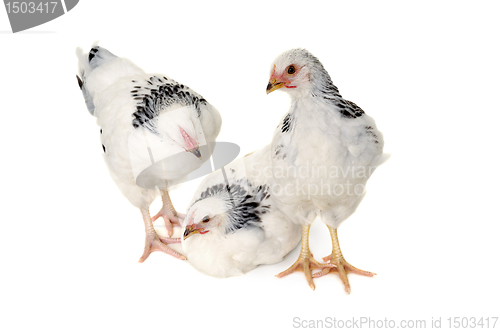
[266,48,388,292]
[181,145,302,277]
[76,45,222,262]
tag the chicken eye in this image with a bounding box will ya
[202,216,210,223]
[287,65,296,75]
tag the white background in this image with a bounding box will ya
[1,1,499,331]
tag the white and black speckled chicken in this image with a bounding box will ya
[76,45,221,262]
[266,48,388,292]
[181,145,302,277]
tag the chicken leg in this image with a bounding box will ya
[313,226,375,293]
[138,208,185,262]
[276,225,334,290]
[152,189,186,237]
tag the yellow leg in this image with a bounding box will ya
[276,225,334,290]
[313,226,375,294]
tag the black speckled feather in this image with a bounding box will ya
[365,126,379,144]
[302,49,365,119]
[282,113,293,133]
[192,179,271,234]
[317,81,365,118]
[131,76,207,133]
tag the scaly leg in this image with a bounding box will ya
[313,226,375,293]
[276,225,335,290]
[152,189,185,237]
[139,208,185,263]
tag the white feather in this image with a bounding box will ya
[268,49,386,229]
[181,146,302,277]
[76,45,222,209]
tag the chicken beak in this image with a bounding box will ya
[266,78,285,94]
[183,224,205,240]
[189,146,202,159]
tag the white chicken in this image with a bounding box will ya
[181,146,302,277]
[266,48,388,292]
[76,45,222,262]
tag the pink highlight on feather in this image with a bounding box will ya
[180,127,198,151]
[187,211,195,225]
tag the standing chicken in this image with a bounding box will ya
[181,145,302,277]
[76,45,222,262]
[266,48,387,292]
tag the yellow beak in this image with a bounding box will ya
[266,78,285,94]
[183,224,204,240]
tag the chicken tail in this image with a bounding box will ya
[76,43,137,116]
